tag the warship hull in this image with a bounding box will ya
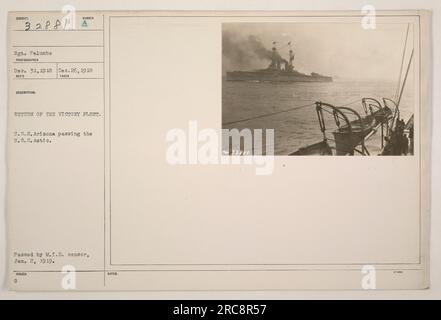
[226,71,333,83]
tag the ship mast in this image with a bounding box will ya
[269,41,280,70]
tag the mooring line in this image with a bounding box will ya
[222,102,315,126]
[336,98,361,108]
[222,97,363,127]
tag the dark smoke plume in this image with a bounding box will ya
[222,31,275,73]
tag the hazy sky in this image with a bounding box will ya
[223,23,414,81]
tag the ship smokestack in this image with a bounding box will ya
[287,48,295,71]
[269,42,283,70]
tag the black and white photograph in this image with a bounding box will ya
[222,22,415,156]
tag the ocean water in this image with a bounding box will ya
[222,79,414,155]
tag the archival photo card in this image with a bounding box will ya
[7,10,430,291]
